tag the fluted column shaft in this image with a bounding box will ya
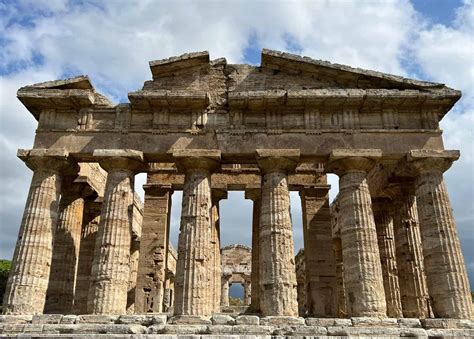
[221,277,229,306]
[73,200,101,314]
[393,193,430,318]
[373,199,403,318]
[245,188,261,312]
[257,149,299,316]
[333,237,347,318]
[135,184,172,313]
[45,193,84,314]
[409,150,472,319]
[329,150,386,317]
[300,185,337,317]
[88,150,145,314]
[3,151,71,315]
[210,189,227,314]
[173,151,220,316]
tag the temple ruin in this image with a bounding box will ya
[1,49,472,337]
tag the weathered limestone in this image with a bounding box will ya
[408,150,473,319]
[87,150,146,314]
[73,199,101,314]
[3,149,74,315]
[173,150,221,316]
[328,149,387,317]
[44,189,85,314]
[220,276,230,307]
[300,185,337,317]
[135,183,172,313]
[391,188,430,318]
[245,188,261,312]
[256,149,299,316]
[210,189,227,313]
[372,198,403,318]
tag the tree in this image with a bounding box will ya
[0,259,12,309]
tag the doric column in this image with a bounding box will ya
[87,150,145,314]
[256,149,299,316]
[328,149,386,317]
[243,280,251,305]
[245,187,261,312]
[3,149,73,315]
[300,185,337,317]
[45,188,85,314]
[210,189,227,314]
[388,184,430,318]
[408,150,473,319]
[173,150,221,316]
[331,201,347,318]
[221,276,230,307]
[135,183,172,313]
[127,239,140,314]
[73,199,101,314]
[372,198,403,318]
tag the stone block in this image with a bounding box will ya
[260,316,305,326]
[0,315,33,323]
[422,318,460,329]
[351,316,398,327]
[163,324,209,334]
[2,323,25,333]
[147,324,166,334]
[32,314,63,324]
[117,314,154,325]
[208,324,234,334]
[23,324,44,333]
[169,315,211,325]
[334,318,352,326]
[328,326,401,336]
[398,318,422,328]
[458,319,474,329]
[398,328,428,337]
[235,315,260,325]
[232,324,273,335]
[60,314,77,324]
[284,325,327,336]
[76,314,118,324]
[306,317,350,327]
[426,328,474,337]
[151,314,168,325]
[211,314,235,325]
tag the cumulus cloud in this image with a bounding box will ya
[0,0,473,287]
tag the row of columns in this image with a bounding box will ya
[3,148,472,320]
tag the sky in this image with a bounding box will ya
[0,0,473,291]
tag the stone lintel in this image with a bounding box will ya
[211,188,228,202]
[245,186,261,201]
[173,149,221,173]
[407,149,459,174]
[143,183,173,195]
[328,149,382,175]
[92,149,145,172]
[149,51,210,79]
[128,90,208,109]
[256,149,300,173]
[299,184,331,198]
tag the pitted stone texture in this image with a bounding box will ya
[300,186,337,317]
[169,315,212,325]
[306,318,352,327]
[211,314,235,325]
[398,318,422,328]
[257,150,299,317]
[45,195,84,314]
[393,193,430,318]
[331,161,386,316]
[235,315,260,325]
[88,167,137,314]
[3,153,68,315]
[260,316,305,326]
[60,315,77,324]
[410,152,473,319]
[373,199,403,319]
[76,314,118,323]
[351,316,398,327]
[0,315,33,323]
[162,324,209,334]
[32,314,63,324]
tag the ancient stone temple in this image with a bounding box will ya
[1,49,472,337]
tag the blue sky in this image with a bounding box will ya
[1,0,473,296]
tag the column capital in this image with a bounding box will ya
[18,148,78,174]
[256,149,300,174]
[173,149,221,173]
[407,149,459,175]
[328,149,382,175]
[92,149,146,173]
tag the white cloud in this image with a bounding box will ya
[0,0,473,286]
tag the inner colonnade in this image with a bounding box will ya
[2,50,472,322]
